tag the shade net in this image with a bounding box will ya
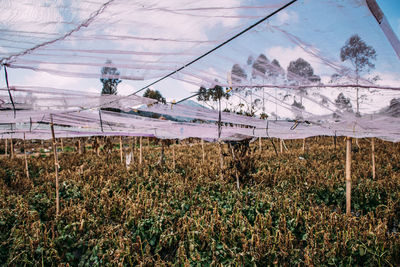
[0,0,399,141]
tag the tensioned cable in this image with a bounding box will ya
[130,0,298,97]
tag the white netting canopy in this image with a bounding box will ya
[0,0,399,141]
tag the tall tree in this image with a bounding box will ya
[335,92,353,113]
[143,89,166,104]
[197,85,230,138]
[340,34,377,116]
[287,58,320,111]
[100,60,122,95]
[231,64,247,84]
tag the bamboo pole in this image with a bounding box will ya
[78,138,82,155]
[139,136,143,165]
[280,139,283,153]
[50,116,60,217]
[372,138,376,179]
[120,136,123,164]
[10,137,14,159]
[131,137,135,164]
[201,139,205,164]
[96,137,100,156]
[218,142,224,179]
[23,133,30,179]
[172,143,176,169]
[346,137,352,215]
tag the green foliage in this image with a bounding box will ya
[100,59,122,95]
[0,137,399,265]
[143,89,166,104]
[340,34,377,74]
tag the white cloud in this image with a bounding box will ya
[266,45,333,75]
[274,10,299,26]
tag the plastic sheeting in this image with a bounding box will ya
[0,0,399,141]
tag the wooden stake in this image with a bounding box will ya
[372,138,376,179]
[50,116,60,217]
[4,138,7,156]
[280,139,283,153]
[302,138,305,153]
[78,138,82,155]
[259,137,262,151]
[120,136,123,164]
[23,133,30,179]
[131,137,135,164]
[218,142,224,179]
[10,137,14,159]
[346,137,352,215]
[201,139,205,164]
[139,136,143,165]
[172,143,175,169]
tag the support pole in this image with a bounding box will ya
[23,133,30,179]
[131,137,135,164]
[280,139,283,153]
[4,138,7,156]
[372,138,376,179]
[139,136,143,165]
[50,116,60,218]
[302,138,305,153]
[346,137,352,215]
[172,143,176,169]
[78,138,82,155]
[10,137,14,159]
[201,139,205,164]
[259,137,262,151]
[120,136,123,164]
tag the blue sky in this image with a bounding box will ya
[378,0,400,38]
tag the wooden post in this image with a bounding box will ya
[280,139,283,153]
[218,142,224,179]
[119,136,123,164]
[139,136,143,165]
[302,138,305,153]
[4,138,7,156]
[23,133,30,179]
[50,116,60,217]
[10,137,14,159]
[78,138,82,155]
[131,137,135,164]
[96,137,100,156]
[172,143,176,169]
[372,138,376,179]
[201,139,205,164]
[346,137,352,215]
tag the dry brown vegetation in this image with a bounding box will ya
[0,137,399,266]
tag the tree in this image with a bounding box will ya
[231,64,247,84]
[340,34,377,116]
[287,58,320,114]
[100,60,122,95]
[197,85,230,138]
[143,89,166,104]
[335,93,353,113]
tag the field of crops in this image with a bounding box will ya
[0,137,399,266]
